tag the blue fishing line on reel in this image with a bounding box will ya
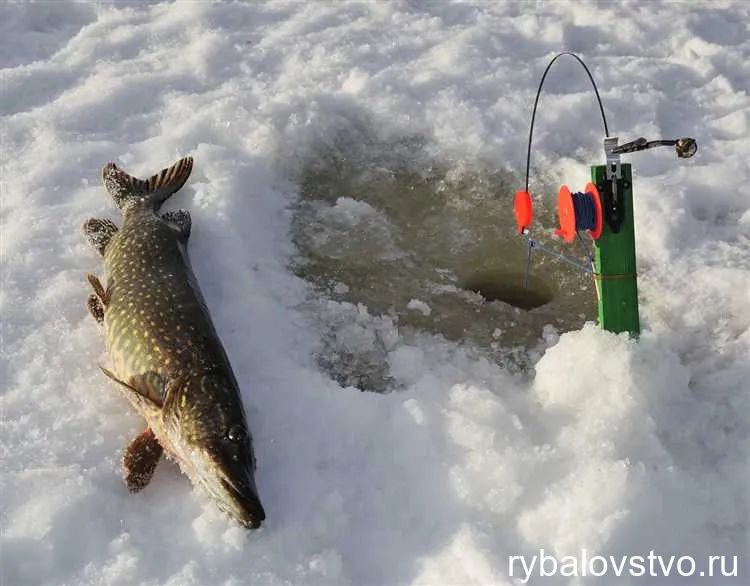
[571,192,597,232]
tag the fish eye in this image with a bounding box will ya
[227,424,246,442]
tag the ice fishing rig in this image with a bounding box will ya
[515,52,697,336]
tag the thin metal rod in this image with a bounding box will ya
[525,238,595,274]
[523,239,535,289]
[524,52,610,193]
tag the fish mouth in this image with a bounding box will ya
[218,473,266,530]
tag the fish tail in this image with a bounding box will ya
[102,156,193,211]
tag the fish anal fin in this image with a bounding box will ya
[82,217,118,256]
[123,428,163,493]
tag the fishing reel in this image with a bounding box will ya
[510,51,697,334]
[514,135,697,242]
[514,182,603,243]
[514,52,696,250]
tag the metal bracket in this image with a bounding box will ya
[602,137,624,233]
[604,137,621,178]
[598,134,696,234]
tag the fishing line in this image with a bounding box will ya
[570,192,597,231]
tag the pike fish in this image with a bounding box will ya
[82,156,265,529]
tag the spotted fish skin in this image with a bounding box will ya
[83,157,265,529]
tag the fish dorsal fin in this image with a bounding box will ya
[102,157,194,211]
[100,367,164,411]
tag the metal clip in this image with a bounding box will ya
[604,137,622,180]
[602,137,623,233]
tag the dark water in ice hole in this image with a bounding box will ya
[289,134,596,391]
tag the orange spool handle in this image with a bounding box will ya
[514,191,533,234]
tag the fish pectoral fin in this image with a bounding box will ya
[100,367,163,413]
[82,217,118,256]
[87,273,110,306]
[161,209,191,240]
[131,371,168,404]
[102,371,166,491]
[123,428,163,493]
[160,373,189,423]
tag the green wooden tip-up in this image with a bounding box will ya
[591,163,640,336]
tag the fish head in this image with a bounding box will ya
[167,374,266,529]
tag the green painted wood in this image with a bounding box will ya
[592,164,640,336]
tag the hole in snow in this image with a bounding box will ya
[287,117,596,391]
[461,270,555,311]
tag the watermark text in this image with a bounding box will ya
[509,550,737,583]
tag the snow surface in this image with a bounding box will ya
[1,1,749,585]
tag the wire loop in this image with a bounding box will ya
[524,52,610,194]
